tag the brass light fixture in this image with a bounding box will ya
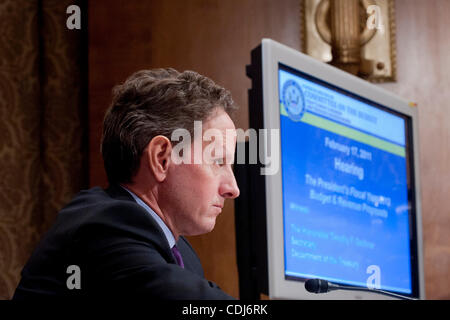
[301,0,396,82]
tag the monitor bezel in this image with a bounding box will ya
[260,38,425,300]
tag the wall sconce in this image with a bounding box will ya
[301,0,396,82]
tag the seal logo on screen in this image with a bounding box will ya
[282,79,305,121]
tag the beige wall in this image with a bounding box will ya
[89,0,450,299]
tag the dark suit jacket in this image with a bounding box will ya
[13,185,234,300]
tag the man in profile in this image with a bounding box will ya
[13,68,240,299]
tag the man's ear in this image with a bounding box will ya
[146,135,172,182]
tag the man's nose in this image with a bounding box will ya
[220,167,240,199]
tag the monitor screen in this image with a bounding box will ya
[237,38,424,300]
[278,64,416,295]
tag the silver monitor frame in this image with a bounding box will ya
[260,38,425,300]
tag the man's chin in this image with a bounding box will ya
[199,218,217,235]
[203,220,216,234]
[185,219,216,237]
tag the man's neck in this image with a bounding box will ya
[121,183,180,241]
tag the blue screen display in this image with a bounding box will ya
[279,66,413,294]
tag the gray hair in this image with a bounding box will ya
[101,68,237,185]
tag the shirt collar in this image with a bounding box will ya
[120,186,176,248]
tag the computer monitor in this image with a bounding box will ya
[238,39,425,299]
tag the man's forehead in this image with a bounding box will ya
[202,108,235,131]
[201,127,237,149]
[201,110,237,148]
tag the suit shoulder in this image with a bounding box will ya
[52,186,167,248]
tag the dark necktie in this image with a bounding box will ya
[171,245,184,268]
